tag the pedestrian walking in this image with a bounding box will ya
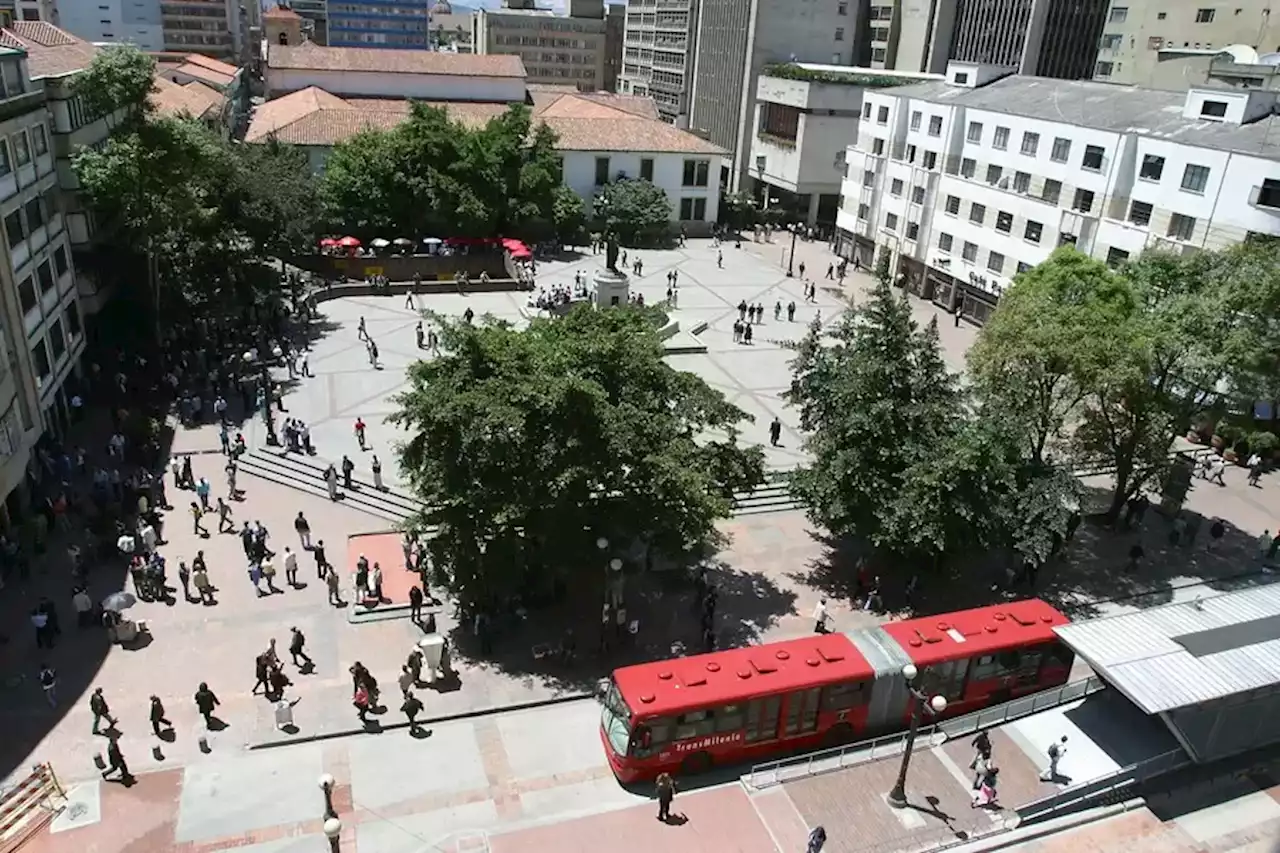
[812,598,830,633]
[252,653,271,695]
[38,663,57,707]
[401,691,424,733]
[409,585,424,623]
[326,567,343,606]
[193,565,213,604]
[190,501,207,536]
[398,664,415,697]
[217,498,233,533]
[261,558,280,593]
[149,696,172,737]
[89,687,116,734]
[1125,542,1144,573]
[354,418,366,450]
[1040,735,1068,782]
[353,683,372,723]
[970,731,992,788]
[325,464,338,501]
[769,417,782,447]
[372,455,384,491]
[194,682,220,727]
[101,736,133,784]
[289,627,313,668]
[807,826,827,853]
[655,772,676,822]
[314,539,328,578]
[342,455,355,490]
[178,560,192,601]
[295,511,311,550]
[283,547,299,587]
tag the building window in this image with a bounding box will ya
[1167,213,1196,240]
[17,275,35,315]
[1095,61,1114,77]
[1181,164,1209,193]
[31,124,46,156]
[1042,179,1062,204]
[857,203,869,219]
[960,158,975,178]
[1020,131,1039,156]
[48,317,65,362]
[32,338,49,382]
[1255,178,1280,208]
[1106,246,1130,267]
[1128,200,1153,226]
[877,105,889,123]
[1024,220,1043,243]
[863,169,875,187]
[0,139,9,177]
[1200,100,1228,118]
[640,158,654,181]
[1017,261,1032,274]
[905,144,917,163]
[987,251,1004,273]
[678,197,707,220]
[1081,145,1105,171]
[986,165,1003,184]
[682,159,709,187]
[910,110,921,130]
[928,115,942,136]
[967,121,983,143]
[885,212,899,231]
[65,299,81,340]
[36,259,53,294]
[871,47,887,62]
[1050,137,1071,162]
[872,138,885,155]
[912,185,926,204]
[53,243,68,277]
[1073,188,1095,212]
[594,156,610,185]
[890,178,904,196]
[995,211,1013,233]
[1195,7,1215,22]
[938,232,953,251]
[993,126,1009,150]
[863,102,872,119]
[969,202,986,224]
[838,1,848,13]
[1101,34,1123,49]
[834,27,844,41]
[1139,154,1165,181]
[906,221,919,240]
[25,197,43,232]
[923,151,937,169]
[1109,6,1127,22]
[4,208,22,248]
[945,194,960,215]
[1013,171,1030,193]
[962,241,978,262]
[11,130,29,167]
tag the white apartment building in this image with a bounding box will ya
[837,61,1280,325]
[618,0,698,125]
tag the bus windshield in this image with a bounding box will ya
[600,679,632,756]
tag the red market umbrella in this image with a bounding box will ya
[339,236,361,248]
[319,238,339,247]
[510,248,532,259]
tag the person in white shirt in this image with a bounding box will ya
[812,598,830,634]
[283,547,299,587]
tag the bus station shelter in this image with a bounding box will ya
[1054,582,1280,764]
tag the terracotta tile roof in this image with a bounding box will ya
[171,61,235,88]
[151,76,224,120]
[262,5,303,19]
[2,22,98,79]
[268,41,525,78]
[182,54,239,77]
[246,86,724,155]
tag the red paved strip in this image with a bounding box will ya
[348,531,418,604]
[489,785,778,853]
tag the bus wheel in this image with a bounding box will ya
[822,723,855,747]
[680,751,712,775]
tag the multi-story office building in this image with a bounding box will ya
[618,0,699,125]
[602,0,622,93]
[837,61,1280,325]
[686,0,864,190]
[57,0,165,48]
[329,0,431,49]
[1094,0,1280,89]
[865,0,1107,79]
[473,0,610,92]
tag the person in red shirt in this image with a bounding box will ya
[354,418,366,450]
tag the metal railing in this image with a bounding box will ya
[1015,748,1189,826]
[745,676,1105,789]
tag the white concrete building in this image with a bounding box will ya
[836,61,1280,325]
[748,64,942,228]
[246,86,724,226]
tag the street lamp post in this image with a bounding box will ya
[886,664,947,809]
[318,773,337,819]
[786,223,800,277]
[323,817,342,852]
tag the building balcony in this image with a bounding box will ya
[1249,183,1280,211]
[1146,234,1197,255]
[757,131,796,149]
[0,90,46,124]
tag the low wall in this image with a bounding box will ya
[305,277,527,309]
[290,252,517,283]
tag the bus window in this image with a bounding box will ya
[783,687,822,736]
[971,655,999,681]
[925,660,968,701]
[745,696,782,743]
[675,709,715,740]
[821,680,868,711]
[715,703,746,733]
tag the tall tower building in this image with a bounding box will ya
[618,0,700,125]
[948,0,1108,78]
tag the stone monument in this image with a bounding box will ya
[593,236,630,308]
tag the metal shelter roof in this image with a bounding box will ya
[1054,583,1280,715]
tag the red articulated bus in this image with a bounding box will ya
[600,598,1073,782]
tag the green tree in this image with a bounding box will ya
[874,250,891,286]
[720,190,757,232]
[228,137,320,257]
[594,178,672,248]
[390,305,765,611]
[551,184,587,244]
[73,45,157,129]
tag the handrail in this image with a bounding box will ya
[745,676,1106,789]
[1015,748,1189,825]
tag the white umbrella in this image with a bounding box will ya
[393,237,414,246]
[370,238,391,248]
[102,591,137,612]
[421,237,442,245]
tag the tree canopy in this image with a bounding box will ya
[319,103,562,241]
[72,44,157,129]
[594,178,673,247]
[390,305,766,610]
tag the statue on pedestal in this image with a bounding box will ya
[605,236,620,273]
